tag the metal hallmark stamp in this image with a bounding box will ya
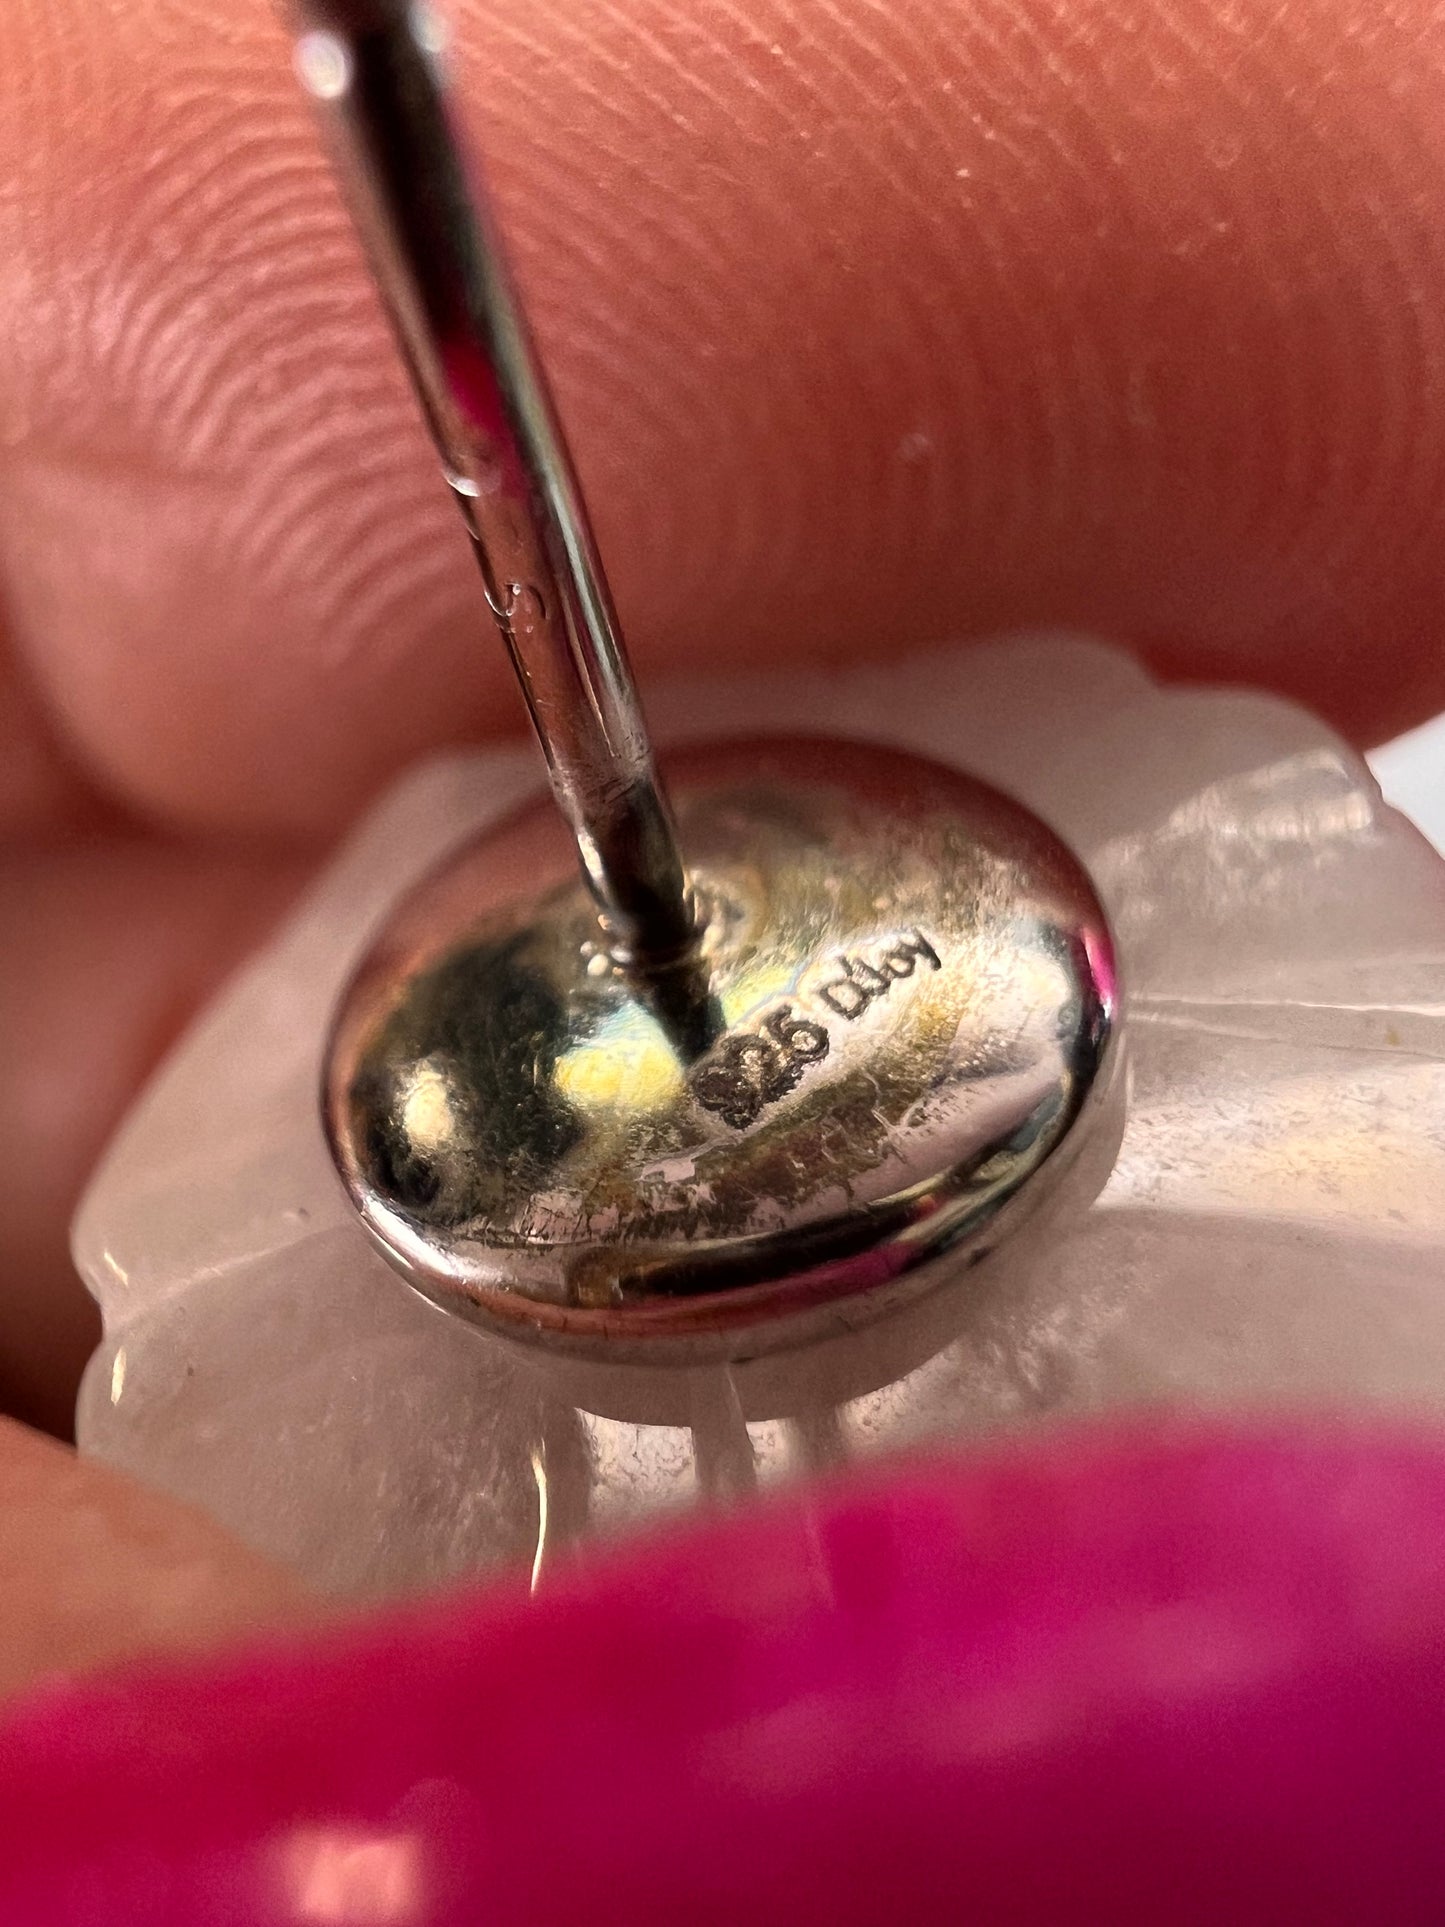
[688,1003,832,1130]
[687,930,943,1130]
[814,929,942,1021]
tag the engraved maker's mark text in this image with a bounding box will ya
[688,929,942,1130]
[815,928,942,1020]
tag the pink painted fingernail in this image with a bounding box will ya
[6,1416,1445,1924]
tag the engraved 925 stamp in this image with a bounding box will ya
[688,929,942,1129]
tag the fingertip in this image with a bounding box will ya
[4,0,1445,828]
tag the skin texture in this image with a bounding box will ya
[1,0,1445,1680]
[0,1417,314,1698]
[3,0,1445,844]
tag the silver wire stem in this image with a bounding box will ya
[293,0,694,963]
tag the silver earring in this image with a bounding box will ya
[300,0,1116,1361]
[73,0,1445,1597]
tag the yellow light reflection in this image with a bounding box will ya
[716,959,807,1028]
[554,1005,683,1113]
[554,957,811,1119]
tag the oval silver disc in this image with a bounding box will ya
[324,739,1118,1360]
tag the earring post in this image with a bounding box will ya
[293,0,695,964]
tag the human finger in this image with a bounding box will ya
[3,0,1444,840]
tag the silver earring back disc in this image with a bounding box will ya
[325,737,1116,1360]
[298,0,1118,1364]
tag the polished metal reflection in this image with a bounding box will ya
[326,740,1118,1359]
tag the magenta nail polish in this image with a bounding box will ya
[6,1417,1445,1924]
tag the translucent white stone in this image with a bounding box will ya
[74,639,1445,1597]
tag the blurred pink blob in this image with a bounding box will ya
[6,1415,1445,1923]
